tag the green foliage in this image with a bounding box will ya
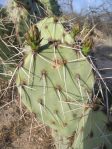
[82,37,93,56]
[71,21,93,56]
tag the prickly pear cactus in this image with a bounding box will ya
[6,0,62,44]
[7,0,46,42]
[37,17,74,45]
[16,17,94,138]
[72,107,112,149]
[1,1,111,148]
[54,106,112,149]
[7,0,46,21]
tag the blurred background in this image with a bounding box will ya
[0,0,112,13]
[0,0,112,36]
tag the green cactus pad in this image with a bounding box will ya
[16,17,94,137]
[36,17,74,46]
[72,107,112,149]
[53,107,112,149]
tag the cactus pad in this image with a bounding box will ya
[16,17,94,137]
[72,107,112,149]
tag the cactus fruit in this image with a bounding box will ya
[16,17,94,138]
